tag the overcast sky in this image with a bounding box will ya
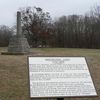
[0,0,100,27]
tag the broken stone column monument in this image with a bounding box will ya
[8,11,30,54]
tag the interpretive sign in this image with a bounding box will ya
[28,57,97,98]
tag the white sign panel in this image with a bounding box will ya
[28,57,97,98]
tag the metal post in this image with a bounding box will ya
[57,98,64,100]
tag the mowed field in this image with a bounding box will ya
[0,47,100,100]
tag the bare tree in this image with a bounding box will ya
[0,25,13,47]
[20,6,52,47]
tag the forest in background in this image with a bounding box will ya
[0,5,100,48]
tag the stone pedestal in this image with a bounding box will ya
[8,36,30,53]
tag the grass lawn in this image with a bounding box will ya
[0,47,100,100]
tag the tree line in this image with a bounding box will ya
[0,5,100,48]
[53,14,100,48]
[0,25,13,47]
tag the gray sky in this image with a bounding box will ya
[0,0,100,27]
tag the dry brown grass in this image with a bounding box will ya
[0,47,100,100]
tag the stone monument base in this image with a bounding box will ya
[8,36,30,53]
[1,36,30,55]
